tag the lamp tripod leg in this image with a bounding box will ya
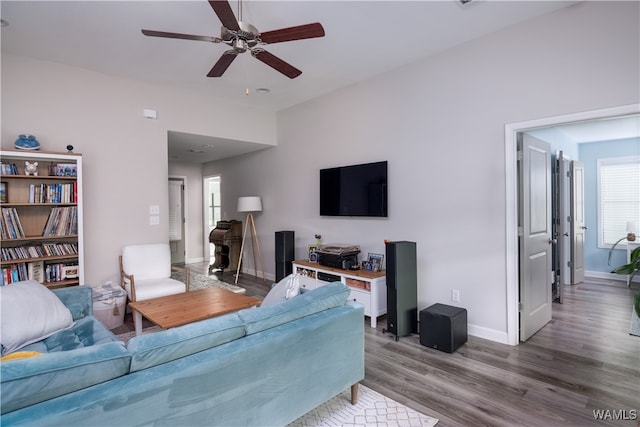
[235,215,251,285]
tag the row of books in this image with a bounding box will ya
[0,261,78,285]
[1,207,25,239]
[0,162,19,175]
[1,242,79,261]
[43,206,78,236]
[29,183,78,204]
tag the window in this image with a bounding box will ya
[598,155,640,247]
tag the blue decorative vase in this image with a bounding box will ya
[14,134,40,150]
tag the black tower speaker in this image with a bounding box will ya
[384,241,417,341]
[275,230,295,282]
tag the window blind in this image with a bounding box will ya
[598,155,640,246]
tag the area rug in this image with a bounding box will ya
[170,270,245,294]
[288,385,438,427]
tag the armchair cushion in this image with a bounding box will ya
[121,244,172,280]
[123,277,186,301]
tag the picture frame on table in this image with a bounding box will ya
[61,265,79,280]
[308,245,318,263]
[367,253,384,272]
[0,182,6,203]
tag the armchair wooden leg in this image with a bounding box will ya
[351,383,359,405]
[133,310,143,336]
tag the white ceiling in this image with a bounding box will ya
[6,0,623,163]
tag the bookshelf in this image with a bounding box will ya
[0,150,83,287]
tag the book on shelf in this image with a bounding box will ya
[0,261,78,285]
[0,162,19,175]
[1,207,25,239]
[42,206,78,236]
[28,260,44,282]
[28,183,77,204]
[1,242,79,261]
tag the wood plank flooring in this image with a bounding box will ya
[167,264,640,426]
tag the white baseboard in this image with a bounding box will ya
[468,324,511,345]
[585,270,639,283]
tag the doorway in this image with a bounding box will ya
[505,104,640,345]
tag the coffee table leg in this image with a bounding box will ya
[133,310,143,336]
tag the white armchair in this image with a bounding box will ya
[119,243,189,333]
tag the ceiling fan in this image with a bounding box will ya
[142,0,325,79]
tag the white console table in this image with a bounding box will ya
[292,260,387,328]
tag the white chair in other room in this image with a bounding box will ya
[119,243,189,335]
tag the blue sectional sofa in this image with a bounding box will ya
[1,282,365,426]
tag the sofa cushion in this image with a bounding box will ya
[0,280,73,355]
[261,274,301,307]
[127,312,246,372]
[0,340,130,414]
[19,316,121,353]
[238,281,350,335]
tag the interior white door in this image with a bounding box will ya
[570,161,585,284]
[518,134,553,342]
[556,151,571,302]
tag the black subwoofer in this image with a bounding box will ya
[419,303,467,353]
[275,230,295,282]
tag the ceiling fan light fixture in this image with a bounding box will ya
[233,38,248,52]
[256,88,270,94]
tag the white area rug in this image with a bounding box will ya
[289,385,438,427]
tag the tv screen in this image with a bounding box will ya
[320,161,387,217]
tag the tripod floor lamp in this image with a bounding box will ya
[235,196,265,284]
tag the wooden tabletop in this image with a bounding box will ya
[128,287,261,330]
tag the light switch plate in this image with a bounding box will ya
[149,205,160,215]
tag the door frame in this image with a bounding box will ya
[504,103,639,346]
[169,175,188,264]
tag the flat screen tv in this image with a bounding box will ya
[320,161,387,217]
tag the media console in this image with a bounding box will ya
[292,259,387,328]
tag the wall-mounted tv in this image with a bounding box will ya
[320,161,388,217]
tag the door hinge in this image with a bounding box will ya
[518,302,523,312]
[518,226,524,237]
[567,261,572,268]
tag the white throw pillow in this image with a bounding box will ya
[260,274,301,307]
[0,280,73,355]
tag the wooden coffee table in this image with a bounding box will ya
[128,287,261,336]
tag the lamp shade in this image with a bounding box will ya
[237,196,262,213]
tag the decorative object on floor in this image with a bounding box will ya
[235,196,265,284]
[14,134,40,150]
[288,384,438,427]
[170,270,245,294]
[631,306,640,337]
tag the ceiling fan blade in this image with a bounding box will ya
[252,49,302,79]
[209,0,240,31]
[207,51,238,77]
[141,29,221,43]
[259,23,325,44]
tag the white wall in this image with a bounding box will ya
[1,54,276,287]
[203,1,640,343]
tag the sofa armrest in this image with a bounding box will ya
[52,286,93,320]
